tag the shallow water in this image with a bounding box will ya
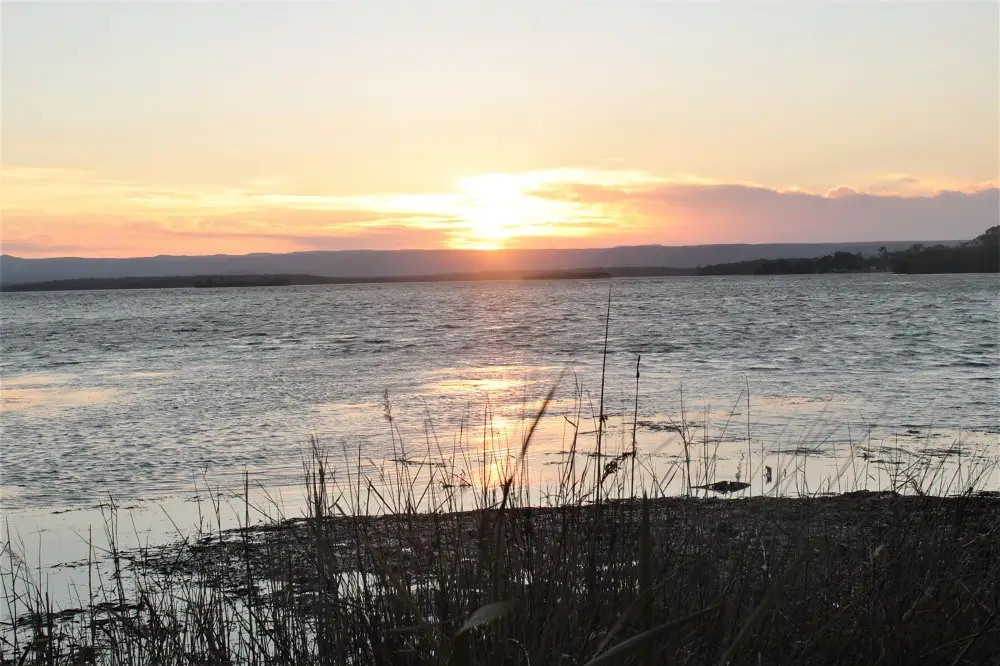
[2,274,998,514]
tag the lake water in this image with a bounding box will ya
[2,274,999,572]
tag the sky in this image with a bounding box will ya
[2,1,998,258]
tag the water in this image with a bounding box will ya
[2,274,998,516]
[1,273,998,627]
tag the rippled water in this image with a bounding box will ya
[2,274,998,514]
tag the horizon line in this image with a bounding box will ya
[1,237,962,262]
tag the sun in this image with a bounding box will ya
[449,171,599,249]
[456,174,537,249]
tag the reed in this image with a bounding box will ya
[3,299,998,664]
[2,393,997,665]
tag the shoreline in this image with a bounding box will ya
[0,267,690,293]
[5,266,997,293]
[6,490,999,664]
[144,489,1000,587]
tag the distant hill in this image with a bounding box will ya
[697,227,998,276]
[0,267,696,293]
[0,241,953,286]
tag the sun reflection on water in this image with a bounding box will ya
[2,373,117,412]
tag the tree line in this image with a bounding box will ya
[697,226,999,276]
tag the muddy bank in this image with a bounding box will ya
[140,491,1000,599]
[7,490,1000,665]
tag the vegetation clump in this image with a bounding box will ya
[698,226,999,275]
[3,293,998,665]
[3,428,998,665]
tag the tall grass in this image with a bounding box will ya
[3,385,998,665]
[3,295,998,664]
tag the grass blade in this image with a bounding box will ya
[717,544,812,666]
[583,605,720,666]
[456,601,513,636]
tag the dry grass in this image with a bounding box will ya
[3,416,998,666]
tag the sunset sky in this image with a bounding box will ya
[3,2,998,258]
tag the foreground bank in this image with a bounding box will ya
[5,480,998,665]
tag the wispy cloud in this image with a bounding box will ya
[2,165,995,257]
[531,176,999,244]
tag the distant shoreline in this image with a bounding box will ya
[5,262,998,293]
[0,267,693,293]
[4,228,996,292]
[1,239,958,288]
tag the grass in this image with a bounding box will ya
[3,389,998,665]
[2,298,998,664]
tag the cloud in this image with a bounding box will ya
[864,174,997,197]
[1,212,455,257]
[0,164,470,256]
[3,164,996,256]
[826,186,860,199]
[531,179,999,244]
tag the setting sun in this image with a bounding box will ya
[456,174,526,248]
[454,173,564,249]
[450,172,612,249]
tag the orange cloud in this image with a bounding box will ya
[532,180,999,244]
[3,164,996,257]
[1,211,456,257]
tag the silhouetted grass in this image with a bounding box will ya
[3,299,998,664]
[3,404,998,665]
